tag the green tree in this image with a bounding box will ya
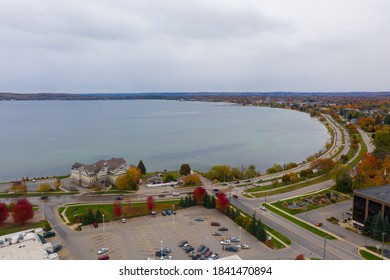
[179,163,191,176]
[95,209,103,223]
[372,213,384,241]
[282,174,291,183]
[244,164,259,178]
[137,160,146,175]
[38,182,52,192]
[266,164,283,174]
[164,174,175,182]
[205,165,232,182]
[363,216,373,236]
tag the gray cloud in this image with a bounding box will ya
[0,0,389,92]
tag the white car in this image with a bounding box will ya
[208,253,219,260]
[121,218,126,223]
[98,247,109,255]
[220,240,231,245]
[172,192,180,196]
[238,243,250,249]
[259,206,267,211]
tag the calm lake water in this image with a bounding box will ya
[0,100,329,181]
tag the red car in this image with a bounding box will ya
[98,254,110,260]
[211,222,221,226]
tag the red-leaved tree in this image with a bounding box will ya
[12,198,34,223]
[0,202,9,224]
[113,201,122,217]
[192,187,206,204]
[146,196,155,212]
[216,192,230,211]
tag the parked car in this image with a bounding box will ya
[162,247,171,253]
[230,236,240,242]
[218,227,228,231]
[161,210,166,216]
[200,247,209,255]
[155,251,169,257]
[92,222,99,228]
[178,240,188,247]
[225,246,238,252]
[211,222,221,226]
[43,231,56,238]
[121,218,126,223]
[208,253,219,260]
[166,209,172,215]
[192,253,201,260]
[197,245,206,252]
[237,243,250,249]
[53,244,63,253]
[184,246,194,253]
[98,247,109,255]
[220,240,231,245]
[151,211,157,217]
[212,232,222,236]
[195,217,204,221]
[98,254,110,260]
[204,250,213,258]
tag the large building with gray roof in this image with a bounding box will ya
[352,184,390,228]
[70,157,128,187]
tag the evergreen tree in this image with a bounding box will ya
[362,216,373,236]
[383,216,390,242]
[184,196,189,208]
[179,197,185,208]
[372,213,384,241]
[225,207,231,218]
[137,160,146,175]
[95,209,103,223]
[248,214,257,235]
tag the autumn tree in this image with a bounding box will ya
[183,173,201,186]
[116,166,142,190]
[356,153,380,187]
[295,254,305,260]
[0,202,9,224]
[179,163,191,176]
[192,187,206,204]
[55,177,61,189]
[216,192,230,212]
[146,196,155,212]
[310,158,335,173]
[137,160,146,175]
[205,165,232,182]
[38,182,52,192]
[12,198,34,223]
[9,181,27,193]
[113,201,122,218]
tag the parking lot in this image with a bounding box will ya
[65,206,274,260]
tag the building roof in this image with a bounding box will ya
[72,157,127,173]
[354,184,390,203]
[0,228,58,260]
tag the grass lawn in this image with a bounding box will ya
[61,200,181,224]
[0,220,47,236]
[359,248,382,260]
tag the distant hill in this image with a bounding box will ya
[0,91,389,101]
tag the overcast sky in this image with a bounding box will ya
[1,0,389,93]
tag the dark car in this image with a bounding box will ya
[192,253,201,260]
[212,232,222,236]
[178,240,188,247]
[232,194,238,199]
[115,196,123,200]
[197,245,206,252]
[184,246,194,253]
[225,246,238,252]
[43,231,56,238]
[161,210,166,216]
[211,222,221,226]
[155,251,169,257]
[53,244,62,253]
[200,247,209,255]
[158,194,166,198]
[40,196,48,200]
[218,227,228,231]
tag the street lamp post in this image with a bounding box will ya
[102,214,105,233]
[323,237,327,260]
[172,205,175,224]
[239,226,242,246]
[41,201,45,220]
[160,240,163,260]
[382,232,387,260]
